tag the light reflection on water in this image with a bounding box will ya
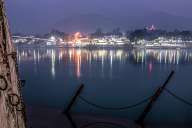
[17,48,192,79]
[132,49,192,65]
[17,48,129,79]
[16,47,192,123]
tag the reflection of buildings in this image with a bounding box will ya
[17,48,129,78]
[17,48,192,78]
[131,49,192,65]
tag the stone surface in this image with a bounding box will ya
[0,0,26,128]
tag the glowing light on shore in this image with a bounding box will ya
[50,36,56,42]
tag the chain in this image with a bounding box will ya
[165,88,192,107]
[0,75,8,91]
[80,122,128,128]
[79,95,151,111]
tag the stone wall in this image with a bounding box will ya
[0,0,26,128]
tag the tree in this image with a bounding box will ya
[91,28,104,38]
[112,28,122,36]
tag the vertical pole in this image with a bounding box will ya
[136,71,175,126]
[63,84,84,128]
[65,113,77,128]
[64,84,84,113]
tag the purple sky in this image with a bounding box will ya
[5,0,192,34]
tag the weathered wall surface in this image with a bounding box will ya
[0,0,26,128]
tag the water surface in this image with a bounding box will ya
[17,47,192,124]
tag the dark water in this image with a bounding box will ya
[17,47,192,124]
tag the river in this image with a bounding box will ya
[17,46,192,124]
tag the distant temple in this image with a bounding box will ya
[146,24,156,31]
[0,0,26,128]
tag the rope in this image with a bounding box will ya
[79,122,128,128]
[79,96,151,111]
[165,88,192,106]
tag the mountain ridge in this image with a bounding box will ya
[53,12,192,33]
